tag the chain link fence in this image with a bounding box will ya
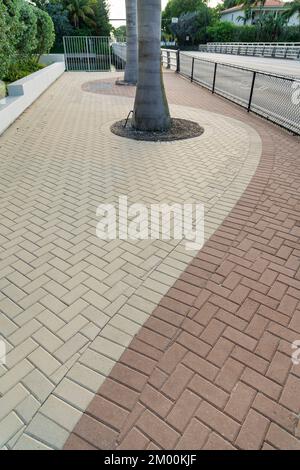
[176,51,300,135]
[112,45,300,135]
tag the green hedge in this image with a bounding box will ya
[206,21,300,43]
[0,2,11,79]
[0,0,55,82]
[35,8,55,59]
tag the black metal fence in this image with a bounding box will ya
[178,52,300,135]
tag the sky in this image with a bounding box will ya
[109,0,220,26]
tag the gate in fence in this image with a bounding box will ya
[63,36,126,71]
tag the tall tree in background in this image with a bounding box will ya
[256,12,287,40]
[114,24,126,38]
[65,0,95,28]
[163,0,207,18]
[45,3,74,52]
[91,0,111,36]
[124,0,138,84]
[162,0,209,35]
[132,0,171,131]
[222,0,240,9]
[171,6,212,44]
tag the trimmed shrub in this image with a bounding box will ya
[3,59,45,83]
[236,25,257,42]
[16,1,38,60]
[207,21,237,42]
[0,0,55,82]
[206,21,300,43]
[279,25,300,41]
[34,8,55,60]
[0,2,11,79]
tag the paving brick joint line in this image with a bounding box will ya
[0,71,299,450]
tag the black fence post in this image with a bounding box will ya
[212,62,217,94]
[176,49,180,73]
[191,57,195,82]
[248,71,256,112]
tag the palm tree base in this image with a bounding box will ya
[111,118,204,142]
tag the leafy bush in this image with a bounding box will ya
[4,59,45,83]
[236,25,257,42]
[17,0,38,60]
[0,0,55,82]
[0,2,11,79]
[206,20,300,43]
[279,25,300,41]
[34,7,55,59]
[207,21,237,42]
[45,3,74,53]
[171,9,212,45]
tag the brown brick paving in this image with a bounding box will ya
[64,71,300,450]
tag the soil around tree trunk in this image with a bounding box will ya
[110,118,204,142]
[115,79,137,86]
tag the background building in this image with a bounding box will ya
[220,0,300,27]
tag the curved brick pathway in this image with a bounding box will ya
[65,73,300,450]
[0,71,261,449]
[0,70,299,450]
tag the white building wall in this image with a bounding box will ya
[220,10,245,25]
[288,12,300,26]
[221,9,300,26]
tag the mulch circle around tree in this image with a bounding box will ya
[110,118,204,142]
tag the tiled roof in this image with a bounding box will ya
[221,0,286,14]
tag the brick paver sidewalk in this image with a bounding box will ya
[0,70,299,449]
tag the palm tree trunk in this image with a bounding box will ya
[132,0,171,131]
[124,0,138,84]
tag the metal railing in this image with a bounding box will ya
[177,52,300,135]
[109,44,300,135]
[198,42,300,60]
[63,36,112,71]
[63,36,126,71]
[161,49,179,71]
[111,41,127,70]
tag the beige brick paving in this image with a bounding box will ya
[0,72,261,449]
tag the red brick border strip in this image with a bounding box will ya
[64,73,300,450]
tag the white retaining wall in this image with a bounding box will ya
[0,61,65,136]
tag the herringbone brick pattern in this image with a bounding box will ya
[64,73,300,450]
[0,72,261,449]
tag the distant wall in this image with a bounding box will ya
[220,10,244,25]
[40,54,65,65]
